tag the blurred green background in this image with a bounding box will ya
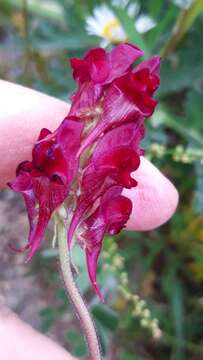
[0,0,203,359]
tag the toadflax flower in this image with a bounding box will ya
[8,43,160,302]
[85,3,156,48]
[8,117,84,260]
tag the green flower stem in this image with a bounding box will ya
[57,218,102,360]
[161,0,203,58]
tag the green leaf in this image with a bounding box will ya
[147,6,177,50]
[162,333,203,355]
[40,307,57,333]
[185,90,203,133]
[65,330,87,357]
[121,351,144,360]
[193,162,203,212]
[160,31,203,95]
[171,280,185,360]
[148,0,163,18]
[92,305,119,331]
[154,105,203,147]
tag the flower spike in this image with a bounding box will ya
[8,43,160,301]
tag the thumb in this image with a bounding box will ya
[124,157,179,231]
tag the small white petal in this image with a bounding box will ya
[86,17,103,35]
[100,39,110,48]
[135,15,156,34]
[127,3,140,18]
[94,5,115,23]
[112,0,130,8]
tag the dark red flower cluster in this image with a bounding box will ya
[8,43,160,302]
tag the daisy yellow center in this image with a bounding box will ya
[101,19,125,43]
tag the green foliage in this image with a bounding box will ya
[92,305,119,332]
[160,31,203,96]
[65,330,87,357]
[185,89,203,133]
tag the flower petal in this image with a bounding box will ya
[83,187,132,301]
[68,123,143,247]
[70,43,143,86]
[106,43,144,82]
[8,116,84,258]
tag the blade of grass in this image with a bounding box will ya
[154,106,203,147]
[171,280,185,360]
[147,6,177,51]
[162,333,203,354]
[161,0,203,57]
[148,0,163,19]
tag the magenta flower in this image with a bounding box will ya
[67,122,144,246]
[8,43,160,301]
[83,186,132,301]
[69,45,160,157]
[70,44,143,85]
[8,117,84,260]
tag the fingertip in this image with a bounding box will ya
[0,80,69,187]
[124,157,179,231]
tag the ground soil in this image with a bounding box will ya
[0,188,74,348]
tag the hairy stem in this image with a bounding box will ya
[57,219,102,360]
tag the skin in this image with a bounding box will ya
[0,80,179,359]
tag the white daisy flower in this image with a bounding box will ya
[135,14,156,34]
[86,4,126,47]
[85,4,156,47]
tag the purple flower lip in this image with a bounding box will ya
[8,117,84,261]
[8,43,160,301]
